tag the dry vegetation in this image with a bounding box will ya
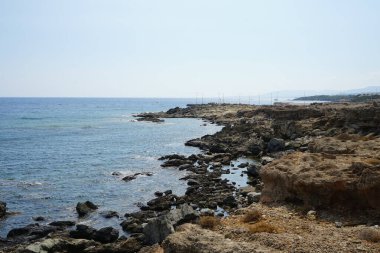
[248,221,279,234]
[241,209,262,223]
[199,216,221,230]
[358,228,380,243]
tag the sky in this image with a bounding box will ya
[0,0,380,98]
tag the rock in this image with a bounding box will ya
[200,208,214,216]
[154,191,163,197]
[162,223,260,253]
[247,192,261,204]
[49,221,75,227]
[122,172,153,182]
[161,159,190,167]
[143,216,174,245]
[335,221,343,228]
[21,238,99,253]
[69,224,97,240]
[164,190,172,195]
[307,210,317,220]
[120,218,144,233]
[178,164,192,171]
[187,179,200,186]
[159,154,186,160]
[93,227,119,244]
[143,204,198,245]
[223,195,237,208]
[98,211,118,219]
[260,156,275,165]
[0,201,6,218]
[260,151,380,211]
[76,201,98,217]
[7,224,57,241]
[267,138,285,152]
[237,162,249,168]
[32,216,45,222]
[246,164,261,177]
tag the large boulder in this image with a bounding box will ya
[143,204,198,245]
[76,201,98,217]
[93,227,119,244]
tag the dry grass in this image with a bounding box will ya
[241,209,262,223]
[199,216,221,230]
[248,221,279,234]
[364,158,380,166]
[358,228,380,243]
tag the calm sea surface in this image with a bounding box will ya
[0,98,222,236]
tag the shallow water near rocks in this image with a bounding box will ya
[0,98,222,236]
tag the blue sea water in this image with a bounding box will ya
[0,98,222,236]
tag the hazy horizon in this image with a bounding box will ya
[1,0,380,98]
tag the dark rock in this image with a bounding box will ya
[178,164,192,170]
[154,191,163,197]
[164,190,172,195]
[111,171,122,176]
[49,221,75,227]
[0,201,6,218]
[161,159,190,167]
[159,154,186,161]
[120,218,144,233]
[187,179,200,186]
[143,204,198,245]
[76,201,98,217]
[32,216,45,222]
[122,172,153,182]
[247,164,261,177]
[69,224,97,240]
[247,192,261,204]
[7,224,56,241]
[100,211,119,219]
[94,227,119,244]
[143,217,174,245]
[267,138,285,152]
[237,162,249,168]
[223,195,237,208]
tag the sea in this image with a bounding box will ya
[0,98,223,236]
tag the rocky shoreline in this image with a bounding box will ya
[1,101,380,252]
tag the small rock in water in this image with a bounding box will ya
[32,216,45,222]
[49,221,76,227]
[100,211,119,219]
[76,201,98,217]
[238,162,249,168]
[164,190,172,195]
[154,191,163,197]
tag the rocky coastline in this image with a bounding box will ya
[1,101,380,252]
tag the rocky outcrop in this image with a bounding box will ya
[260,151,380,210]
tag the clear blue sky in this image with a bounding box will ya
[0,0,379,97]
